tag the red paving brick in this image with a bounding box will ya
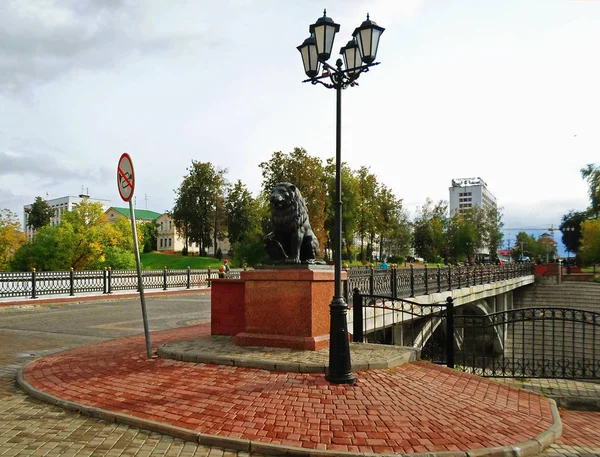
[556,409,600,449]
[23,324,556,454]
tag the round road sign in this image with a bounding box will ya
[117,153,135,202]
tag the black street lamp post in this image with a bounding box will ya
[297,10,384,385]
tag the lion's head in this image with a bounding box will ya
[270,182,309,229]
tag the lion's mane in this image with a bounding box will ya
[270,185,310,232]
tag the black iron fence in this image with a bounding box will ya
[352,291,600,379]
[352,292,454,368]
[0,267,241,299]
[344,263,534,301]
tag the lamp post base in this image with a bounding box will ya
[326,296,356,385]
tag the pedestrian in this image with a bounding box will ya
[380,259,389,270]
[224,259,231,275]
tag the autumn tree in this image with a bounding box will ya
[580,219,600,265]
[0,209,25,271]
[25,196,53,230]
[11,200,138,271]
[259,148,328,254]
[173,161,228,256]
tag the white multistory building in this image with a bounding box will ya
[23,194,111,241]
[448,177,497,217]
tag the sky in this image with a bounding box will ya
[1,0,599,256]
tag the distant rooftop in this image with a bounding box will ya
[106,207,162,221]
[451,177,488,188]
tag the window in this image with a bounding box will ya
[169,238,172,247]
[160,239,163,248]
[160,222,164,231]
[169,221,172,230]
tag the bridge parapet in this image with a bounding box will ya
[348,274,535,331]
[345,263,534,301]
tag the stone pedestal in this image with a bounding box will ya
[233,266,342,351]
[211,279,245,336]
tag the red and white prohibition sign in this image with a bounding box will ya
[117,153,135,202]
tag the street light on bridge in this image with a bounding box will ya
[297,10,384,385]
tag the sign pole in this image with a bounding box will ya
[117,152,152,360]
[129,199,153,359]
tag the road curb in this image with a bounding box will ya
[16,365,563,457]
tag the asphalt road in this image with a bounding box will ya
[0,294,211,340]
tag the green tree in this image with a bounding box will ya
[560,210,587,256]
[413,199,448,263]
[355,167,378,261]
[25,196,53,230]
[323,159,360,260]
[139,220,158,253]
[580,219,600,265]
[483,205,504,258]
[447,212,479,262]
[374,185,411,261]
[581,164,600,217]
[0,209,25,271]
[511,232,547,261]
[259,148,328,253]
[225,180,259,246]
[11,200,138,271]
[173,161,228,256]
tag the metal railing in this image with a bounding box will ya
[344,263,534,301]
[0,267,241,299]
[352,290,600,379]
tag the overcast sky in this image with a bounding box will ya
[1,0,599,251]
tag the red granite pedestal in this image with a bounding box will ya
[224,266,341,351]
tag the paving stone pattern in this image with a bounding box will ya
[159,335,418,371]
[2,296,600,456]
[23,324,558,454]
[0,329,266,456]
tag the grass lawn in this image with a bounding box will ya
[140,252,223,270]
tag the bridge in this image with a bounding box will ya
[347,264,600,380]
[345,263,534,332]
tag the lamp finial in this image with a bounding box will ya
[367,13,370,20]
[323,8,327,16]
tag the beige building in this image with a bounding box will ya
[155,213,230,255]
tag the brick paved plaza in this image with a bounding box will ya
[1,293,600,456]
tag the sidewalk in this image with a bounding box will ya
[18,323,563,457]
[0,286,210,308]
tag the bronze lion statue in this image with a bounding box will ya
[264,183,322,264]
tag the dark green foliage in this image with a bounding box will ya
[25,196,53,230]
[172,161,228,256]
[560,210,587,255]
[225,180,260,246]
[139,221,158,253]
